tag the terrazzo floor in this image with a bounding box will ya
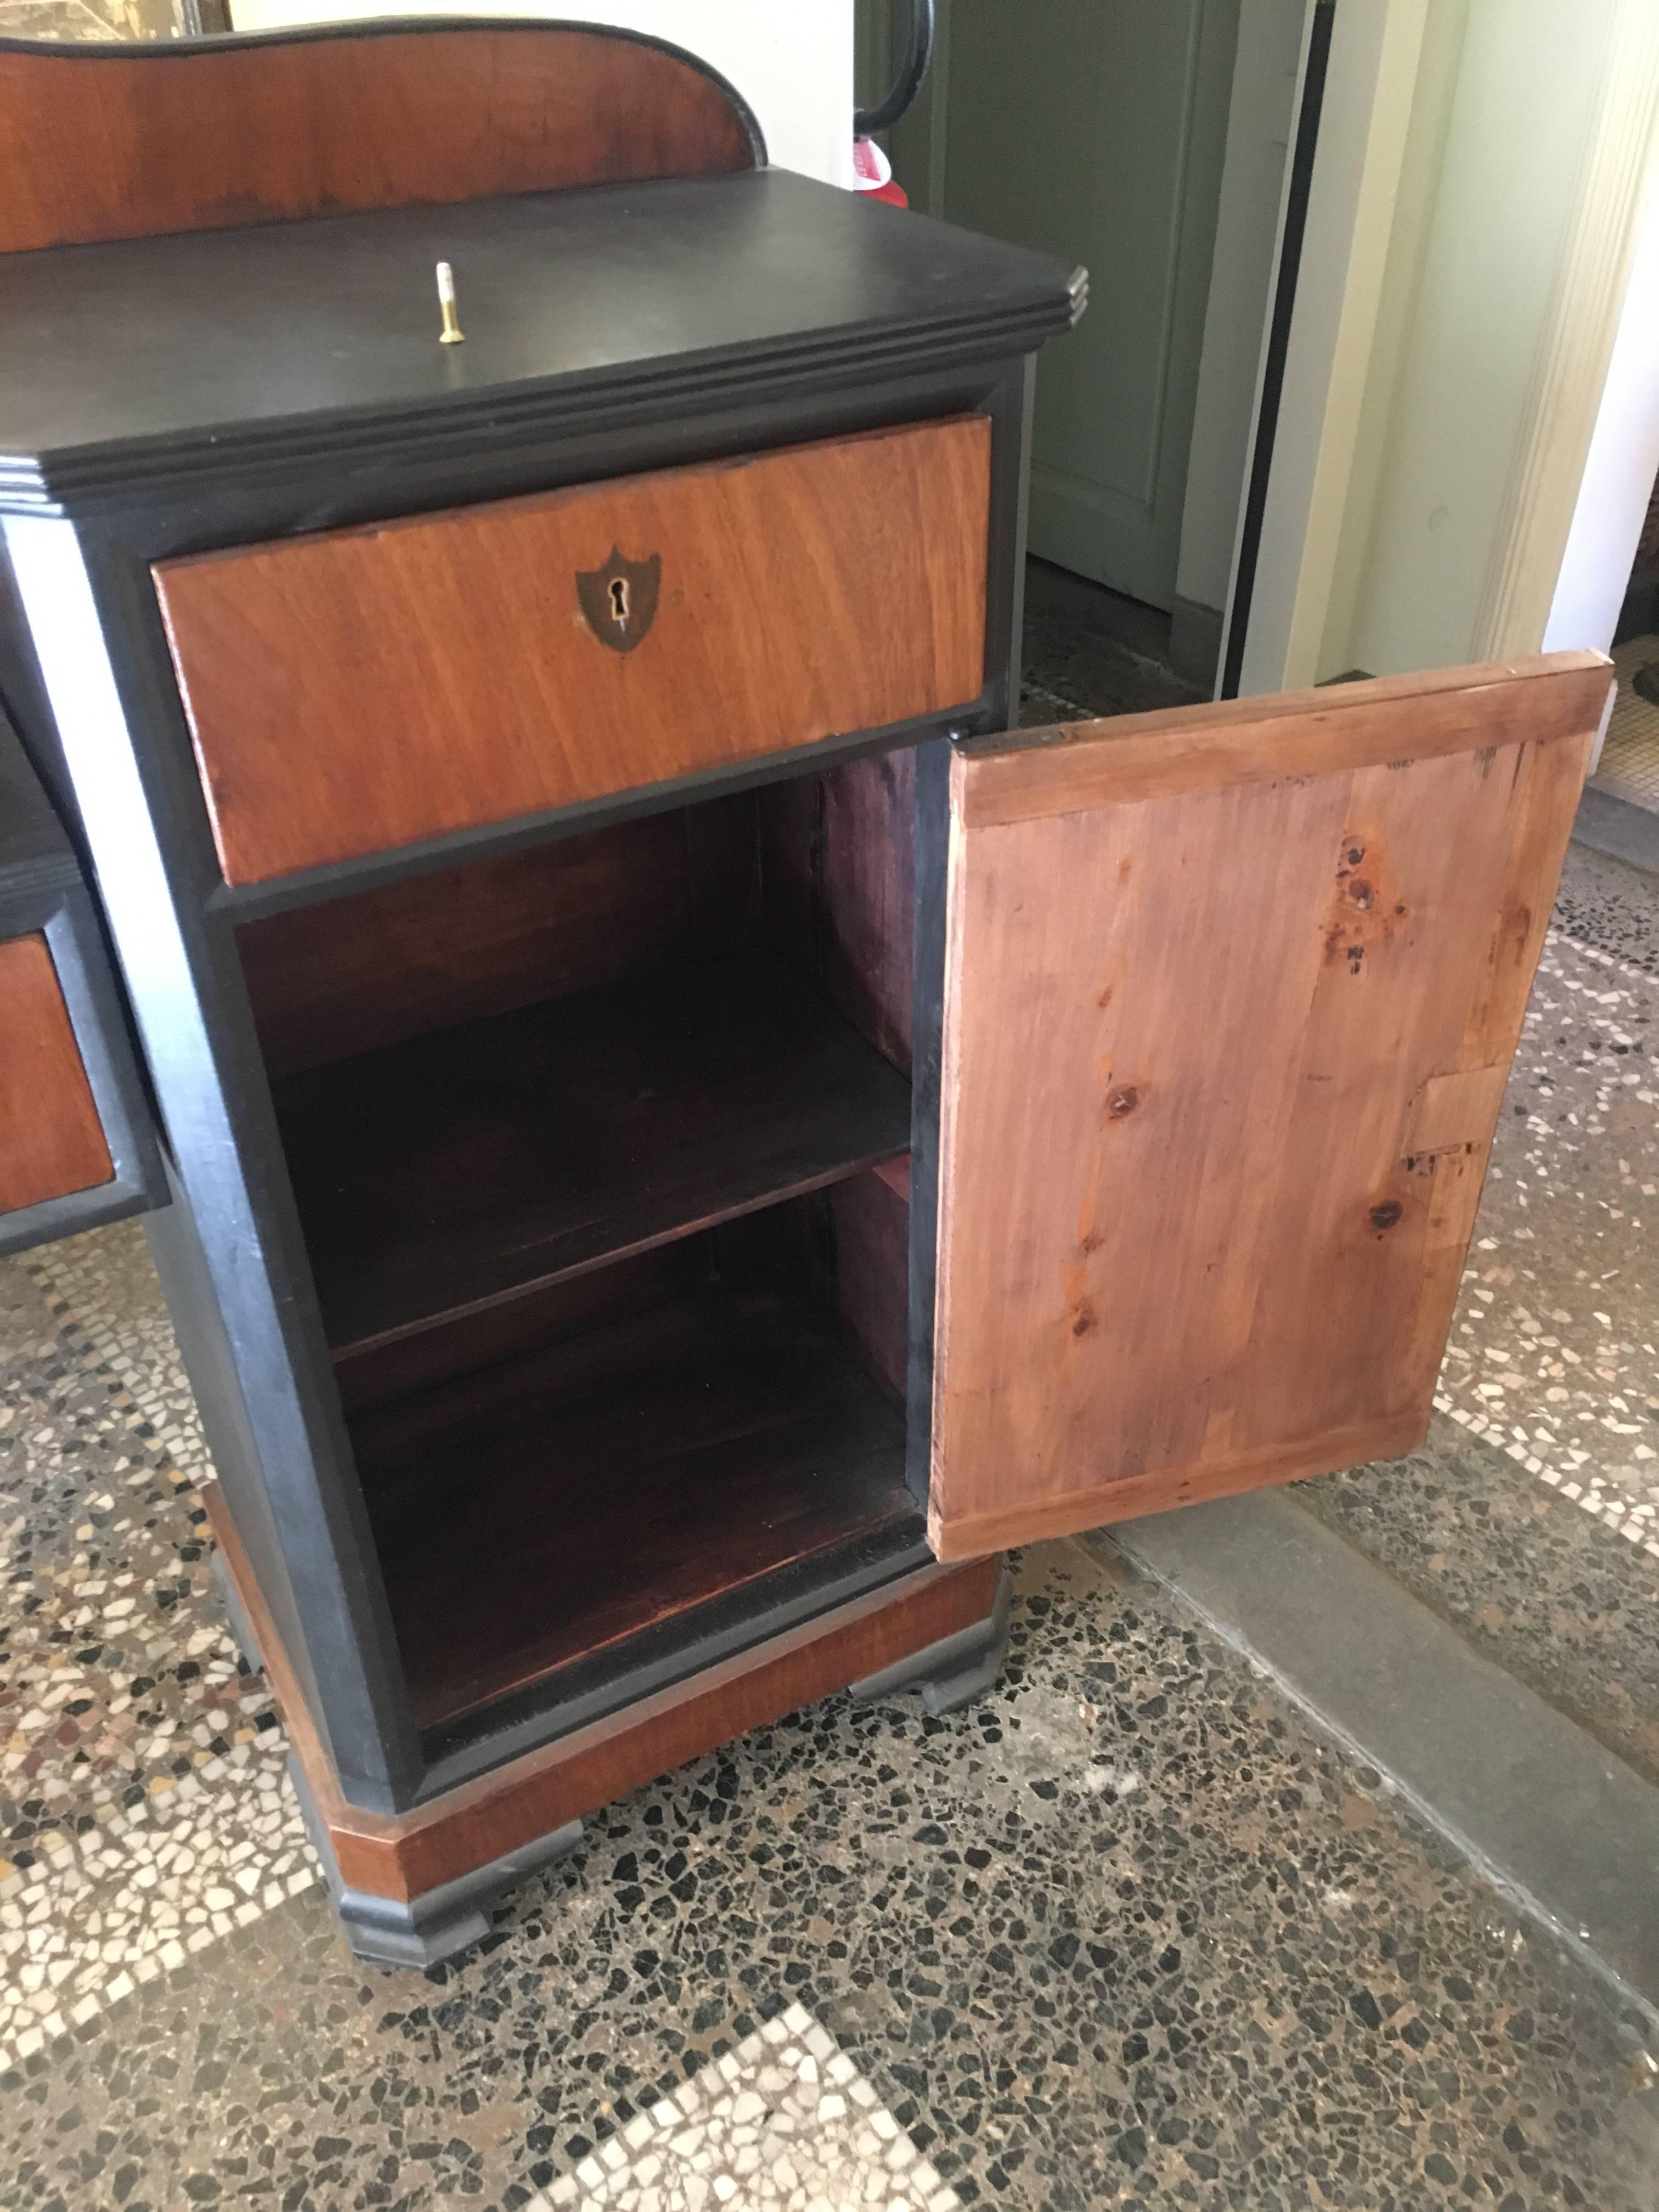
[1,585,1656,2207]
[0,0,176,44]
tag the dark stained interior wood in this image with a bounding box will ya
[247,750,924,1759]
[819,1173,912,1408]
[760,748,916,1070]
[0,932,112,1214]
[239,805,753,1078]
[352,1274,918,1734]
[0,24,758,256]
[332,1243,702,1421]
[276,949,911,1359]
[929,654,1609,1561]
[154,417,990,884]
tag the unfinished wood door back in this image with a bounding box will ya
[929,652,1610,1560]
[0,21,761,256]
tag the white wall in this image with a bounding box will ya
[1233,0,1432,696]
[1307,0,1659,681]
[1335,0,1616,678]
[1545,168,1659,653]
[1173,0,1304,629]
[228,1,856,187]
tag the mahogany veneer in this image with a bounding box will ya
[0,933,111,1212]
[0,23,759,255]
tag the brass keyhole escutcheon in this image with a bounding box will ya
[577,546,662,654]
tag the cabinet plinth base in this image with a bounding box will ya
[850,1562,1011,1714]
[205,1485,1004,1967]
[287,1754,586,1968]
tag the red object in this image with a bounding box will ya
[852,137,908,208]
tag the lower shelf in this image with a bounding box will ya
[351,1276,920,1736]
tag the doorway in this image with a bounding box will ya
[866,0,1307,692]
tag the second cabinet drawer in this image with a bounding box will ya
[0,932,112,1216]
[154,416,991,886]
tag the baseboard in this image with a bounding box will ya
[1169,594,1223,693]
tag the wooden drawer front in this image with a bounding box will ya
[154,417,991,886]
[0,933,113,1213]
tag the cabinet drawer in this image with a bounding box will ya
[0,713,164,1257]
[0,932,112,1213]
[154,416,992,887]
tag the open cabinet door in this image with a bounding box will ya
[928,652,1611,1562]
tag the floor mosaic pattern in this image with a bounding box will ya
[3,1539,1657,2211]
[533,2004,958,2212]
[1431,930,1658,1554]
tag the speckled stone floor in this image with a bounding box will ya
[3,1515,1657,2212]
[0,0,175,43]
[1290,865,1659,1785]
[2,575,1656,2208]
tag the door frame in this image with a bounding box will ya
[1232,0,1659,696]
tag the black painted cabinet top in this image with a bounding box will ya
[0,169,1081,515]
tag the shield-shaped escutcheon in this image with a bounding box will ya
[575,545,662,654]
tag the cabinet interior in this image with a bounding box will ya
[236,749,925,1750]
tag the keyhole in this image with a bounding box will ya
[608,577,630,628]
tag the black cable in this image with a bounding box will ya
[855,0,935,139]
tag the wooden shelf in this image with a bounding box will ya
[274,951,912,1358]
[351,1277,918,1734]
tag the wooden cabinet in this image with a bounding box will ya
[0,22,1608,1970]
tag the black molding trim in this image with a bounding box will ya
[212,697,996,925]
[2,296,1074,517]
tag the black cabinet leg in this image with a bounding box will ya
[849,1563,1011,1716]
[286,1754,585,1971]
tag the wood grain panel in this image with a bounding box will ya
[154,417,990,885]
[760,747,917,1071]
[956,653,1611,824]
[205,1483,998,1904]
[238,810,699,1077]
[929,656,1609,1561]
[825,1170,912,1407]
[0,25,758,255]
[354,1278,915,1732]
[0,934,112,1214]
